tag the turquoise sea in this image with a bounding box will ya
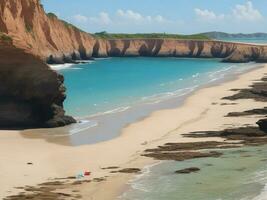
[52,57,258,145]
[62,57,247,117]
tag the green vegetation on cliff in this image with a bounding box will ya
[93,31,210,40]
[0,32,12,43]
[47,12,58,19]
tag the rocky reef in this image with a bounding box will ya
[0,40,75,128]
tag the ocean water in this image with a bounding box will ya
[217,38,267,44]
[61,57,241,117]
[51,57,259,145]
[120,145,267,200]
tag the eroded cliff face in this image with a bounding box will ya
[0,40,76,128]
[0,0,96,63]
[1,0,267,64]
[100,39,267,63]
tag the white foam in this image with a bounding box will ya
[141,85,199,105]
[119,161,162,197]
[252,184,267,200]
[68,120,98,135]
[88,106,131,118]
[94,57,111,60]
[49,60,94,71]
[49,63,74,70]
[52,120,98,137]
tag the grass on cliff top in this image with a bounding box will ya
[46,12,85,33]
[93,32,210,40]
[0,32,12,43]
[47,12,58,19]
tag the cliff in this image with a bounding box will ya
[102,39,267,63]
[0,0,96,63]
[1,0,267,64]
[0,39,76,128]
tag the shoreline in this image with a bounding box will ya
[1,64,267,199]
[23,60,262,146]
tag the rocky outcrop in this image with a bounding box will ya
[0,0,96,63]
[0,40,75,128]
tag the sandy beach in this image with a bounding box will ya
[1,64,267,199]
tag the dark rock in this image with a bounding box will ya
[143,151,222,161]
[223,76,267,102]
[145,141,228,153]
[175,167,200,174]
[257,118,267,133]
[101,166,119,170]
[113,168,141,174]
[226,107,267,117]
[0,42,76,128]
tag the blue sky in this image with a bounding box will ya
[42,0,267,34]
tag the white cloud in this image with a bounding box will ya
[195,1,263,23]
[115,9,170,24]
[88,12,112,25]
[232,1,262,21]
[73,14,88,23]
[194,8,224,22]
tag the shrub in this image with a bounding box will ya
[0,33,13,43]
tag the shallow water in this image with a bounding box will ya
[120,146,267,200]
[61,57,239,117]
[52,57,259,145]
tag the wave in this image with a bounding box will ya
[118,161,162,199]
[86,106,131,118]
[68,120,98,136]
[94,57,112,60]
[244,164,267,200]
[49,63,74,70]
[252,184,267,200]
[141,85,199,105]
[49,60,94,71]
[52,120,98,137]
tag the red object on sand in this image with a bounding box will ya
[84,171,91,176]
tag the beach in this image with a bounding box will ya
[1,64,267,199]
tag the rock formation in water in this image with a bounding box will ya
[0,39,76,128]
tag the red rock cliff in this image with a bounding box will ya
[1,0,267,63]
[0,0,96,63]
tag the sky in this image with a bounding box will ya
[41,0,267,34]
